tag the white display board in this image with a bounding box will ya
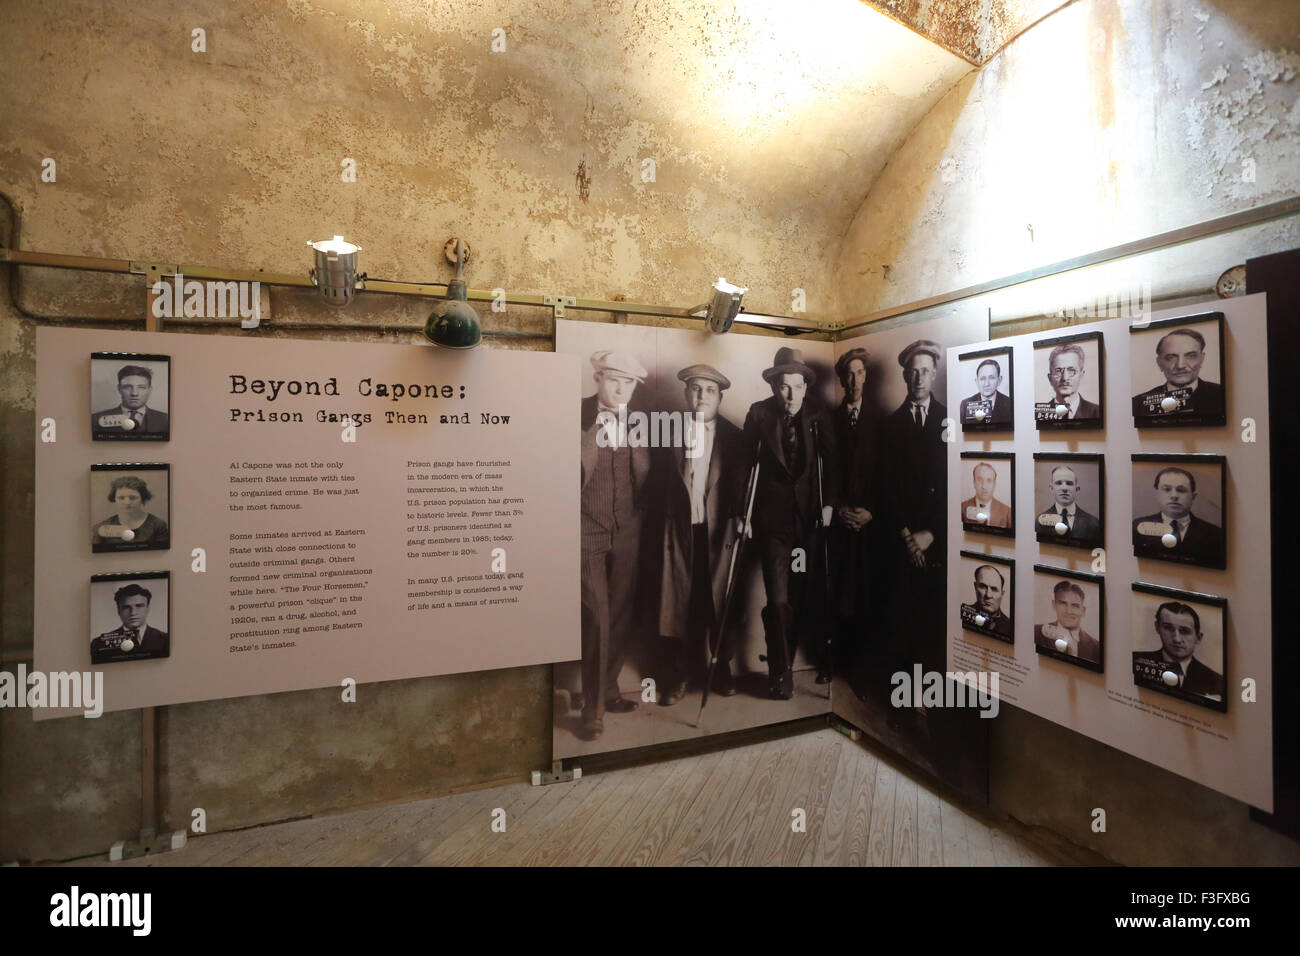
[35,327,580,718]
[945,295,1272,811]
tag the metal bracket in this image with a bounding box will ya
[544,294,577,319]
[823,320,847,332]
[129,261,179,280]
[108,827,188,862]
[828,714,862,742]
[531,760,581,786]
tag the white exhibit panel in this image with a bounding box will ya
[35,327,581,718]
[945,295,1273,811]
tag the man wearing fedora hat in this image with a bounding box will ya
[577,349,652,741]
[653,364,748,706]
[830,347,877,682]
[740,346,839,700]
[876,339,949,682]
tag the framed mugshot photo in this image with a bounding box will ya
[1131,583,1227,713]
[1131,454,1226,570]
[1033,452,1104,551]
[959,452,1015,538]
[1032,330,1104,431]
[1032,565,1104,672]
[89,571,171,665]
[1130,312,1226,428]
[90,464,171,553]
[957,345,1014,432]
[958,551,1014,644]
[91,352,171,441]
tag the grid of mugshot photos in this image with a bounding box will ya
[954,315,1232,712]
[88,353,172,665]
[958,552,1014,644]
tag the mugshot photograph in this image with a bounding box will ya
[1130,313,1226,427]
[1130,583,1227,713]
[1033,453,1104,550]
[1032,566,1104,672]
[957,346,1013,432]
[89,572,171,665]
[959,452,1014,538]
[1032,331,1103,431]
[958,552,1014,644]
[90,464,170,553]
[91,353,171,441]
[1131,455,1226,569]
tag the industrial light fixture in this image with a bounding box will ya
[704,277,747,333]
[307,235,363,308]
[424,239,482,349]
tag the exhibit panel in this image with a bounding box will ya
[551,320,836,759]
[34,327,581,718]
[944,294,1273,811]
[828,311,992,803]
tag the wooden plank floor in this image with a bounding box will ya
[80,728,1078,867]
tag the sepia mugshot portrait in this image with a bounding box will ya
[91,354,171,441]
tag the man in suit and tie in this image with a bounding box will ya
[830,348,876,682]
[740,347,838,700]
[90,583,169,664]
[1045,344,1100,419]
[1132,327,1225,419]
[960,564,1013,639]
[876,340,949,679]
[1036,464,1102,544]
[654,364,748,707]
[1034,580,1099,664]
[961,461,1012,529]
[1132,465,1225,566]
[92,365,170,437]
[577,350,652,740]
[960,358,1012,425]
[1133,601,1224,700]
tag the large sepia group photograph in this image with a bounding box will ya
[553,321,840,758]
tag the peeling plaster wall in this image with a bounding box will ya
[0,0,969,861]
[835,0,1300,866]
[836,0,1300,321]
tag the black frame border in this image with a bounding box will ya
[1031,564,1105,673]
[1032,329,1105,431]
[956,345,1015,434]
[1130,581,1228,714]
[1130,452,1227,570]
[1032,451,1105,552]
[1129,311,1226,428]
[90,352,172,443]
[89,569,172,666]
[958,550,1015,645]
[90,462,172,555]
[959,451,1015,538]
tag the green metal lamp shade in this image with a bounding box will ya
[425,278,482,349]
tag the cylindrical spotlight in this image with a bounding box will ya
[705,277,747,334]
[308,235,362,308]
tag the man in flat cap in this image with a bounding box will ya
[740,347,838,699]
[876,339,949,681]
[653,364,748,706]
[577,349,652,740]
[830,347,877,682]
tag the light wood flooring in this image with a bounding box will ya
[83,727,1081,866]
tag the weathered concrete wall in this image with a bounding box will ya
[835,0,1300,322]
[835,0,1300,865]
